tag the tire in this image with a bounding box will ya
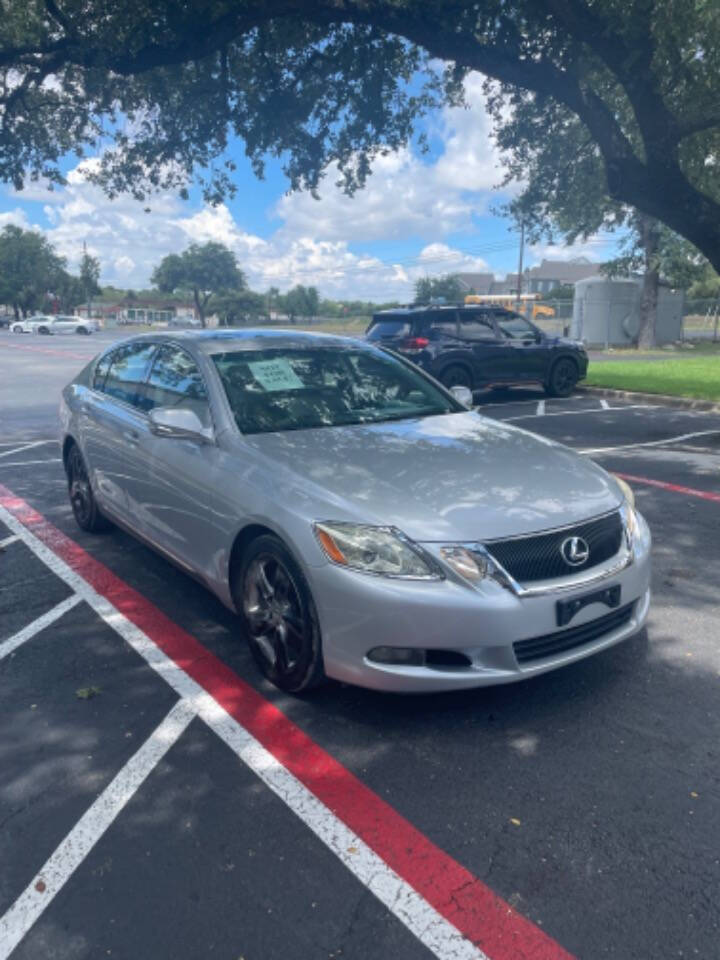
[546,357,579,398]
[76,326,89,335]
[65,444,112,533]
[439,364,473,391]
[38,326,49,335]
[234,534,325,694]
[12,325,22,334]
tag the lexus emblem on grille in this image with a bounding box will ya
[561,536,590,566]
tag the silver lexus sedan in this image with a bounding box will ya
[59,330,651,694]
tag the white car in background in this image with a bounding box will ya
[36,315,98,335]
[11,315,51,334]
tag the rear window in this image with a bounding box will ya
[366,318,411,340]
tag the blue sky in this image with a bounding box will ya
[0,75,617,301]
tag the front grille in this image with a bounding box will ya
[513,603,635,664]
[484,511,624,584]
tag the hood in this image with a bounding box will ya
[247,411,622,542]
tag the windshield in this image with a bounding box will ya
[211,345,459,434]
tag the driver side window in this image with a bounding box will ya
[141,345,211,426]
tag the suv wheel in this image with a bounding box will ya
[439,364,473,391]
[546,358,578,397]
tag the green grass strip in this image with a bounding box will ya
[586,356,720,401]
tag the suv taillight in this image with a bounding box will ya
[400,336,430,353]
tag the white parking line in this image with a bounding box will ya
[0,440,55,447]
[536,400,545,416]
[0,458,63,468]
[0,699,195,960]
[477,394,583,410]
[0,594,82,662]
[0,502,495,960]
[0,534,19,549]
[0,441,55,460]
[502,403,655,422]
[599,398,610,409]
[581,429,720,455]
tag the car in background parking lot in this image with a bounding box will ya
[35,315,98,335]
[366,302,588,397]
[10,314,52,334]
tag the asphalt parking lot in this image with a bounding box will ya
[1,329,719,960]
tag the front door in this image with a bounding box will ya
[140,344,235,577]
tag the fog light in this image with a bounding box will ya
[367,646,425,666]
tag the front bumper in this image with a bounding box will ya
[309,510,651,692]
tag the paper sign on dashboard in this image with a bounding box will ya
[248,359,305,391]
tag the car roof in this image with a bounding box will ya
[96,328,365,358]
[371,304,515,318]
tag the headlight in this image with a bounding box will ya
[313,522,442,579]
[614,475,635,509]
[614,475,638,543]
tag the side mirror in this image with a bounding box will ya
[449,385,473,409]
[149,407,214,444]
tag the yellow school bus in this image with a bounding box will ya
[464,294,555,320]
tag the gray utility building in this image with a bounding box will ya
[572,276,684,346]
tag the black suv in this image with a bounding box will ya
[365,303,588,397]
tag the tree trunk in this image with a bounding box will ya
[636,215,660,349]
[193,287,206,328]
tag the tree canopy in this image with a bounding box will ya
[1,1,719,271]
[151,242,245,325]
[0,224,87,317]
[414,274,465,303]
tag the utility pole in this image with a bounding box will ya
[515,219,525,310]
[83,241,91,321]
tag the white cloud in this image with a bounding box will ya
[0,207,31,230]
[3,155,497,300]
[276,74,505,244]
[528,235,616,266]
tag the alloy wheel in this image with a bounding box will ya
[243,554,309,678]
[68,447,93,527]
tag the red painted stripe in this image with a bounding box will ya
[615,472,720,504]
[0,483,573,960]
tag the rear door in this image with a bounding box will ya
[456,309,513,385]
[81,341,158,524]
[493,311,549,383]
[54,316,78,334]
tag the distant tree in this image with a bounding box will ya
[0,225,66,318]
[79,252,101,305]
[413,274,463,304]
[544,285,575,301]
[152,243,245,326]
[688,266,720,301]
[211,289,265,325]
[283,285,320,322]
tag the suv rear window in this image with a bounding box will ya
[366,318,411,340]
